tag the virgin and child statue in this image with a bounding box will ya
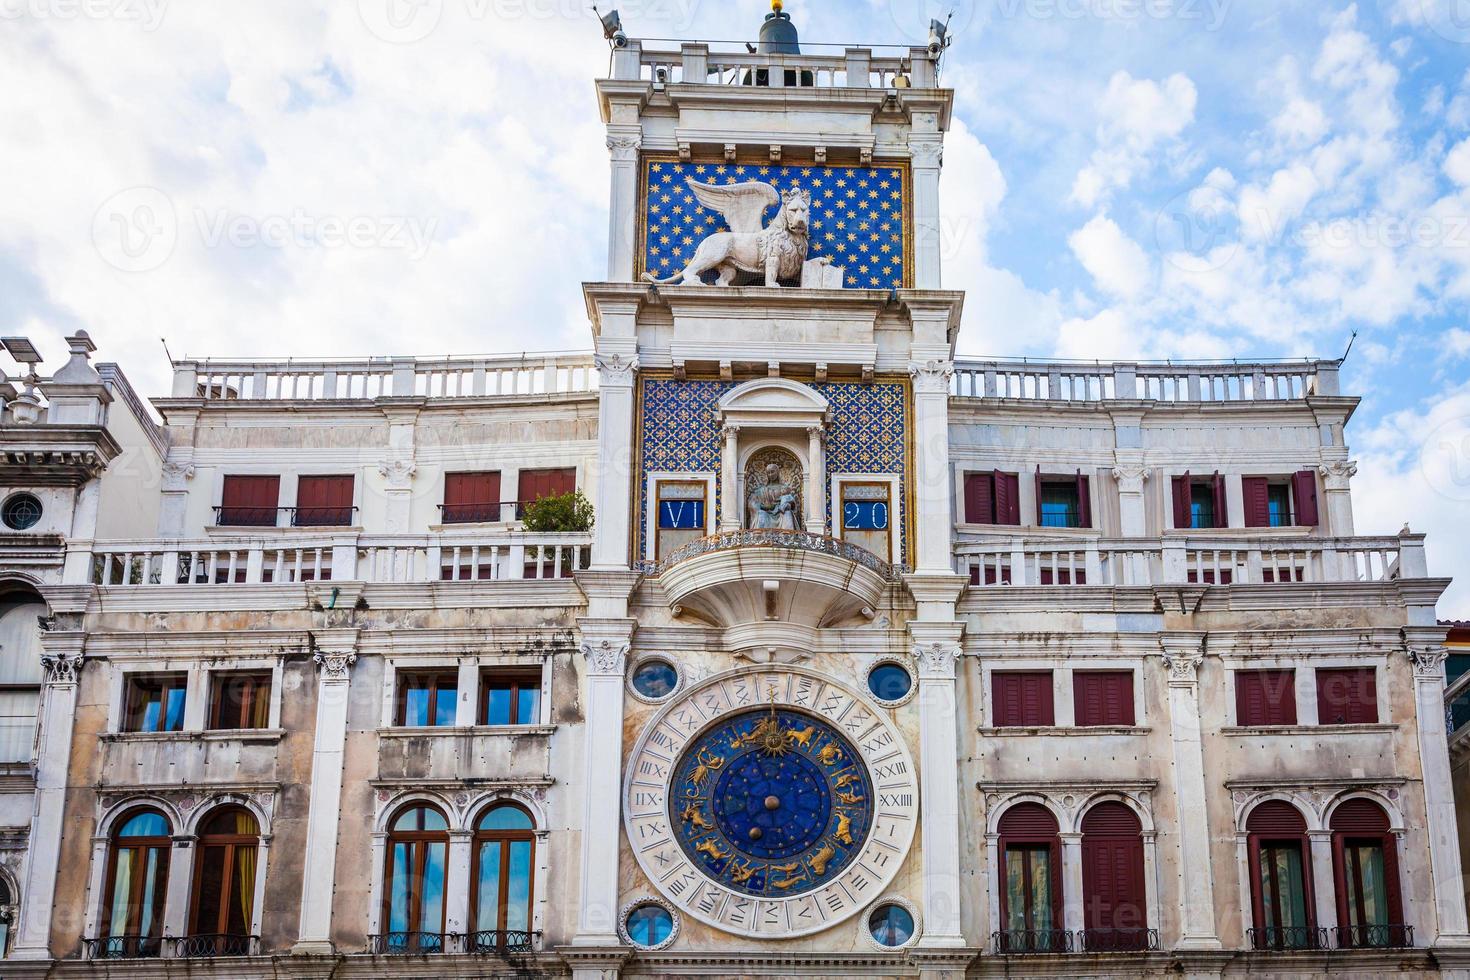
[747,461,800,531]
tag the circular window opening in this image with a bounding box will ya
[631,660,679,700]
[2,494,42,531]
[868,903,915,947]
[625,902,674,948]
[868,663,913,703]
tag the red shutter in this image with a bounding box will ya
[1293,470,1319,527]
[999,802,1060,837]
[1075,672,1135,726]
[518,468,576,504]
[1237,670,1296,726]
[1034,466,1043,526]
[964,473,993,524]
[1172,475,1191,530]
[220,475,280,526]
[1242,477,1271,528]
[1077,471,1093,529]
[1248,800,1308,835]
[997,472,1021,525]
[995,672,1053,727]
[1081,803,1146,931]
[1329,799,1390,833]
[1212,472,1227,529]
[1316,668,1378,725]
[444,472,501,523]
[296,475,354,526]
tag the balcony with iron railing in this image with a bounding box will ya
[366,931,538,955]
[1246,925,1330,951]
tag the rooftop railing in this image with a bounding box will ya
[951,358,1341,404]
[618,41,934,90]
[955,533,1423,589]
[168,353,598,403]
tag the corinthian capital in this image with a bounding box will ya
[595,353,640,387]
[1319,460,1358,491]
[41,653,83,685]
[1112,465,1150,494]
[606,133,641,162]
[1408,645,1449,679]
[313,651,357,679]
[914,642,960,680]
[908,359,955,394]
[583,639,630,676]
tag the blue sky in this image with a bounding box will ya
[0,0,1467,612]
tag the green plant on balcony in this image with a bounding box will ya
[520,489,595,534]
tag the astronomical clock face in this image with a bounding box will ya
[625,667,919,939]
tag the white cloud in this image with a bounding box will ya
[1271,97,1330,147]
[1447,328,1470,356]
[1070,71,1197,208]
[1313,7,1401,138]
[1446,138,1470,186]
[1068,215,1151,299]
[1237,164,1320,241]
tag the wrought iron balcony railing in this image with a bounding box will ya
[367,930,541,955]
[465,929,537,954]
[369,931,448,955]
[991,928,1074,954]
[1076,927,1161,952]
[1247,925,1329,951]
[170,933,259,957]
[1335,924,1413,949]
[83,935,163,959]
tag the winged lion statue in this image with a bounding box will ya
[642,179,815,287]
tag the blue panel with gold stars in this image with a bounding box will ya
[671,706,873,898]
[640,158,911,289]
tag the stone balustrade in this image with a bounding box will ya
[624,42,931,90]
[951,358,1341,403]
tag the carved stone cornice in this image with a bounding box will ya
[1319,459,1358,491]
[594,353,640,388]
[908,359,954,395]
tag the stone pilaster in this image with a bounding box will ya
[1404,632,1470,946]
[909,139,943,289]
[909,360,955,575]
[1319,460,1357,537]
[606,130,642,282]
[10,634,85,960]
[1159,633,1222,950]
[591,354,638,570]
[1113,463,1150,537]
[292,631,358,955]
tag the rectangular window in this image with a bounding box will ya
[295,475,355,527]
[1258,841,1311,942]
[124,674,187,733]
[1074,671,1135,727]
[1315,667,1378,725]
[208,672,272,730]
[1236,669,1297,726]
[1035,470,1092,529]
[1244,473,1319,528]
[479,670,541,726]
[516,468,576,518]
[1172,473,1227,529]
[1267,484,1292,527]
[218,475,280,527]
[964,471,1021,525]
[1005,845,1055,933]
[993,671,1055,728]
[396,672,459,727]
[443,472,502,524]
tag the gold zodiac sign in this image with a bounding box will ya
[808,842,835,876]
[818,742,844,766]
[768,862,809,890]
[834,810,854,845]
[681,802,714,831]
[695,838,729,862]
[833,772,861,790]
[728,858,759,885]
[788,725,816,748]
[690,747,725,787]
[836,789,864,806]
[730,696,795,757]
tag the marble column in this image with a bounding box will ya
[9,638,84,960]
[292,635,358,954]
[573,630,633,945]
[909,360,955,575]
[805,424,826,536]
[590,354,638,570]
[605,130,641,282]
[1406,639,1470,945]
[719,424,741,531]
[1160,635,1222,950]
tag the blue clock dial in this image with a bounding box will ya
[671,706,873,897]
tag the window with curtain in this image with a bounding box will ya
[997,803,1063,953]
[189,807,259,954]
[1331,799,1407,948]
[124,674,187,733]
[471,804,536,951]
[101,809,171,958]
[208,673,272,730]
[382,806,449,953]
[1247,801,1317,950]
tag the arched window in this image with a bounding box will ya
[0,594,46,764]
[100,808,171,959]
[1247,801,1319,950]
[471,803,535,952]
[381,805,449,954]
[1331,799,1408,948]
[187,807,260,956]
[1080,802,1150,951]
[0,875,13,957]
[997,803,1064,953]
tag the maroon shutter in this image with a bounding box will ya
[1237,669,1296,726]
[1212,472,1227,529]
[1076,672,1135,726]
[1077,471,1093,529]
[997,472,1021,525]
[220,475,280,526]
[1243,477,1271,528]
[995,672,1053,727]
[999,802,1060,837]
[1034,466,1044,526]
[518,468,576,504]
[1081,803,1146,931]
[994,673,1021,727]
[297,475,354,526]
[964,473,993,524]
[445,472,501,523]
[1172,475,1191,530]
[1316,668,1378,725]
[1330,799,1403,930]
[1248,800,1308,835]
[1293,470,1319,527]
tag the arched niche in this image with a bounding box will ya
[716,379,829,534]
